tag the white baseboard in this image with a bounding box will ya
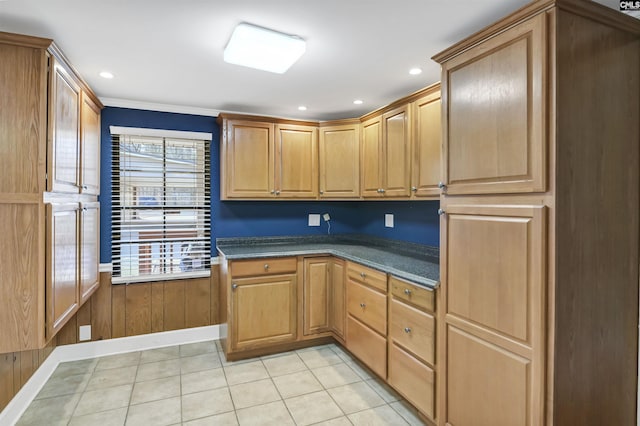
[0,325,220,426]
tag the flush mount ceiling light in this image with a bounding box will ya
[224,23,306,74]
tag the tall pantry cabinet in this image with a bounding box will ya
[433,1,640,425]
[0,32,102,353]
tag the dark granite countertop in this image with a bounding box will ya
[216,234,439,289]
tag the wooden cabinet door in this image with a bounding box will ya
[330,259,345,339]
[441,203,546,426]
[388,343,435,420]
[361,116,383,198]
[80,202,99,304]
[319,124,360,198]
[80,92,100,196]
[46,203,79,339]
[303,257,331,335]
[230,273,297,351]
[48,59,81,194]
[382,105,411,197]
[442,14,546,195]
[412,91,441,198]
[275,124,318,198]
[223,120,274,198]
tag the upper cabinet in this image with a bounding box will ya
[318,122,360,198]
[411,89,441,198]
[80,92,101,195]
[361,116,383,198]
[440,15,546,195]
[219,116,318,199]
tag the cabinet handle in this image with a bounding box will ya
[264,264,269,270]
[359,302,366,308]
[360,272,366,278]
[438,182,446,190]
[232,283,238,290]
[411,186,417,192]
[404,327,412,334]
[438,209,446,216]
[404,288,411,296]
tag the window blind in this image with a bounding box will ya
[111,130,211,284]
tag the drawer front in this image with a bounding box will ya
[389,298,435,365]
[390,276,435,312]
[388,343,435,420]
[347,262,387,292]
[346,315,387,378]
[347,279,387,335]
[231,257,297,277]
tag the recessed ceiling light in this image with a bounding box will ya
[409,67,422,75]
[224,23,306,74]
[298,106,307,111]
[99,71,114,79]
[353,100,363,105]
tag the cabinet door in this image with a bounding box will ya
[319,124,360,198]
[80,92,100,196]
[275,124,318,198]
[303,257,331,335]
[442,14,546,195]
[330,259,345,339]
[230,273,297,351]
[412,91,441,198]
[382,105,411,197]
[80,202,100,304]
[361,116,383,198]
[48,59,81,194]
[223,120,274,198]
[46,203,79,339]
[441,203,546,426]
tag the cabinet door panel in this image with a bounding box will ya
[46,203,79,338]
[48,60,80,194]
[447,326,530,426]
[303,258,330,335]
[276,124,318,198]
[443,14,545,195]
[224,120,274,198]
[388,343,435,420]
[319,125,360,198]
[382,105,410,197]
[346,279,386,335]
[389,298,435,365]
[330,259,346,339]
[361,117,383,197]
[346,315,386,378]
[80,93,100,195]
[80,202,100,303]
[231,273,297,351]
[412,92,441,197]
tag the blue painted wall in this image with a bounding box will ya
[100,107,439,263]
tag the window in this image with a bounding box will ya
[110,126,211,284]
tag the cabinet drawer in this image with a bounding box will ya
[388,343,435,420]
[390,276,435,312]
[347,262,387,292]
[231,257,297,277]
[389,298,435,365]
[347,279,387,335]
[346,315,387,378]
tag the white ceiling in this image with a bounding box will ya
[0,0,623,120]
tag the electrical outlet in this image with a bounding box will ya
[79,325,91,341]
[308,214,321,226]
[385,214,394,228]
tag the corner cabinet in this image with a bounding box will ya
[0,31,102,353]
[318,122,360,198]
[411,88,441,198]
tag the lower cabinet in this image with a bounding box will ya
[329,259,345,339]
[303,257,331,335]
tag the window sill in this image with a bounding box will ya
[111,270,211,285]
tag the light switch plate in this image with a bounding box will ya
[385,214,394,228]
[79,325,91,341]
[308,214,321,226]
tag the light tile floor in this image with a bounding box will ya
[16,341,426,426]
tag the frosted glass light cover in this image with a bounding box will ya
[224,23,306,74]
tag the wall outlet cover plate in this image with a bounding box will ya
[308,214,321,226]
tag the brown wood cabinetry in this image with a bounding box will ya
[318,122,360,198]
[329,258,345,339]
[0,32,102,353]
[303,257,331,335]
[275,123,318,198]
[434,2,640,424]
[411,89,441,198]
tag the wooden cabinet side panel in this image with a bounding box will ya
[330,259,346,338]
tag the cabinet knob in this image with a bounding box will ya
[275,190,281,195]
[438,208,446,216]
[359,302,366,308]
[380,188,386,193]
[264,264,269,270]
[270,190,276,194]
[404,327,412,334]
[411,186,417,192]
[404,288,412,296]
[319,190,324,194]
[438,182,446,190]
[82,185,88,190]
[82,207,88,212]
[360,272,366,278]
[232,283,238,290]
